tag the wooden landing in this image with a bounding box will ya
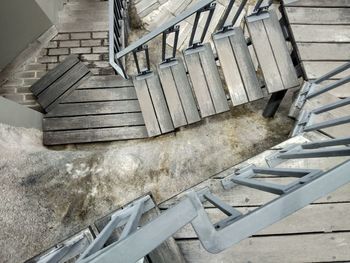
[160,133,350,262]
[246,10,299,93]
[43,76,148,145]
[283,0,350,98]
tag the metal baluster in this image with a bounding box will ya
[161,25,180,63]
[312,61,350,85]
[133,45,151,75]
[200,3,216,43]
[188,9,202,48]
[216,0,236,31]
[307,75,350,99]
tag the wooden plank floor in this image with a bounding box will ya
[43,75,148,145]
[283,0,350,98]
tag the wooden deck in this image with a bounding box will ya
[283,0,350,98]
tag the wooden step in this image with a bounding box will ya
[246,10,299,93]
[214,27,263,106]
[133,72,175,137]
[30,55,91,113]
[158,59,201,128]
[183,43,229,118]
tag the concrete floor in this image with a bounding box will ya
[0,97,294,262]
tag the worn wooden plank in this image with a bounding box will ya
[77,75,133,89]
[285,7,350,25]
[177,232,350,262]
[284,0,350,8]
[61,87,137,103]
[302,61,350,80]
[43,113,145,131]
[133,76,161,137]
[247,18,285,93]
[45,100,141,117]
[291,24,350,42]
[174,203,350,239]
[37,63,90,109]
[296,43,350,61]
[158,64,188,128]
[171,58,201,124]
[43,126,148,145]
[230,27,263,101]
[214,33,248,106]
[146,73,174,134]
[264,10,299,89]
[184,49,216,117]
[199,44,229,114]
[31,55,79,95]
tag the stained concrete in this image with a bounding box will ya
[0,97,294,262]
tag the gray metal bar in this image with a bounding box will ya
[302,137,350,149]
[312,97,350,114]
[203,192,242,217]
[252,167,317,177]
[200,3,216,44]
[116,0,215,59]
[304,115,350,132]
[79,198,198,263]
[231,177,286,195]
[119,199,145,240]
[312,61,350,84]
[191,160,350,253]
[278,147,350,159]
[78,215,123,260]
[216,0,236,31]
[307,75,350,99]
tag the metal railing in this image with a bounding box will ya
[108,0,271,78]
[109,0,129,78]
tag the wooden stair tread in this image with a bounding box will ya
[133,73,175,137]
[214,27,263,106]
[184,43,229,118]
[247,10,299,93]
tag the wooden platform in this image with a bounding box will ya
[43,75,148,145]
[283,0,350,98]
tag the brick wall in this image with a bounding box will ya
[0,31,114,111]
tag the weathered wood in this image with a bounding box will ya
[37,62,90,110]
[45,100,141,117]
[302,61,350,80]
[43,126,148,145]
[171,58,201,124]
[291,25,350,42]
[214,32,248,106]
[174,203,350,239]
[247,17,285,93]
[77,75,133,89]
[264,11,299,89]
[285,7,350,25]
[198,44,229,114]
[43,113,145,131]
[284,0,350,8]
[158,64,188,128]
[177,232,350,262]
[230,27,263,102]
[133,75,161,137]
[62,87,138,103]
[146,73,174,134]
[296,43,350,61]
[184,48,216,117]
[31,55,79,95]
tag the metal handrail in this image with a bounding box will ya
[115,0,214,60]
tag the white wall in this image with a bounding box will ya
[35,0,65,24]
